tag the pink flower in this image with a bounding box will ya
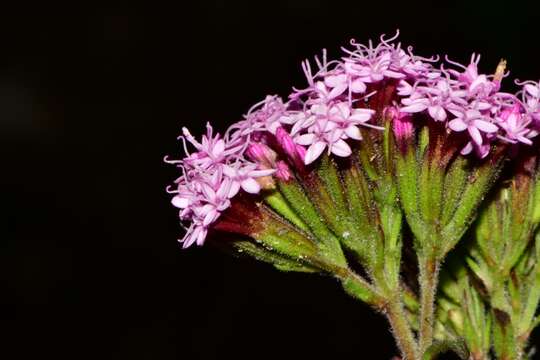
[174,174,236,248]
[448,109,498,146]
[222,164,276,195]
[294,102,376,164]
[497,105,534,145]
[401,79,468,121]
[520,81,540,125]
[328,102,377,137]
[295,118,348,164]
[323,72,349,99]
[182,123,242,170]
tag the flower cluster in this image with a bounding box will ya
[165,124,275,247]
[167,31,540,247]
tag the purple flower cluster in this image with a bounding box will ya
[165,124,275,247]
[167,31,540,247]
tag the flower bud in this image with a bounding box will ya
[275,160,292,181]
[246,142,277,168]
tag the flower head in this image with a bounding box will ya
[167,32,540,247]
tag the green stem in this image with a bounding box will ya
[385,292,419,360]
[343,269,418,360]
[339,268,382,306]
[418,253,440,356]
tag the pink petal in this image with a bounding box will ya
[460,142,473,155]
[310,104,328,116]
[428,105,446,121]
[324,74,347,87]
[400,102,428,113]
[330,139,352,157]
[476,101,492,111]
[518,136,533,145]
[212,140,225,157]
[304,141,326,165]
[321,119,338,132]
[249,169,276,177]
[217,179,232,199]
[295,133,316,146]
[182,231,198,249]
[349,111,373,122]
[329,128,344,142]
[315,81,328,94]
[339,102,352,116]
[370,72,384,82]
[477,147,490,159]
[196,227,208,246]
[328,83,348,99]
[436,80,450,92]
[266,121,280,134]
[525,84,540,98]
[222,165,236,177]
[383,70,406,79]
[473,119,498,133]
[345,125,362,140]
[201,184,216,202]
[448,108,464,118]
[203,209,219,226]
[468,126,483,145]
[350,79,366,93]
[448,118,468,132]
[227,181,241,198]
[277,114,295,125]
[397,80,413,96]
[469,74,488,93]
[171,196,189,209]
[241,178,261,194]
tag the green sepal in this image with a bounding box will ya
[418,150,444,230]
[378,201,403,290]
[440,156,469,225]
[277,179,346,267]
[492,307,519,360]
[531,162,540,227]
[340,160,379,263]
[517,232,540,338]
[232,240,318,273]
[315,154,378,266]
[255,231,316,262]
[441,154,504,257]
[316,154,349,217]
[396,142,426,242]
[263,190,309,232]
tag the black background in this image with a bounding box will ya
[2,1,540,359]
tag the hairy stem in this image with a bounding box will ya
[385,292,419,360]
[418,253,440,356]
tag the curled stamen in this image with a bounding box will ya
[163,155,182,164]
[444,55,468,70]
[379,29,401,47]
